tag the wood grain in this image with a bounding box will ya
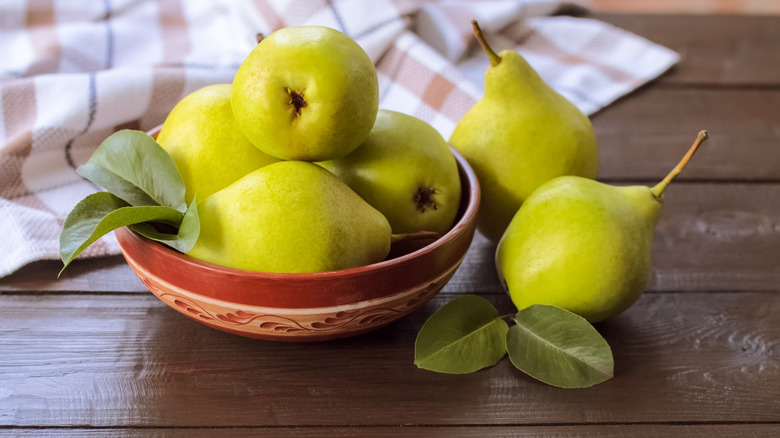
[4,424,780,437]
[1,292,778,427]
[595,14,780,86]
[593,88,780,181]
[0,256,145,293]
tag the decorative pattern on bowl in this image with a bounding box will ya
[124,251,463,341]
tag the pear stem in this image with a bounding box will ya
[472,20,501,67]
[391,230,443,244]
[650,130,709,198]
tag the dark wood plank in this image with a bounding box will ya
[593,88,780,181]
[3,183,779,295]
[4,424,780,437]
[647,183,780,292]
[593,14,780,87]
[1,292,778,427]
[0,256,145,293]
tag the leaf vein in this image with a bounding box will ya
[513,320,611,377]
[416,317,501,364]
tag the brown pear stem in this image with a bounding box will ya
[650,130,709,198]
[472,20,501,67]
[255,33,264,44]
[391,231,443,244]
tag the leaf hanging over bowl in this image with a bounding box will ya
[77,129,187,212]
[59,192,186,274]
[129,195,200,254]
[59,129,201,274]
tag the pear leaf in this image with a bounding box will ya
[77,130,187,212]
[59,192,184,273]
[129,194,200,253]
[507,305,614,388]
[415,295,508,374]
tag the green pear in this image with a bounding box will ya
[188,161,391,273]
[231,26,379,161]
[449,21,598,242]
[496,131,708,322]
[156,84,278,203]
[318,110,461,235]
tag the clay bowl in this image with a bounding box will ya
[115,140,480,342]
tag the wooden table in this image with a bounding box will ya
[2,13,779,437]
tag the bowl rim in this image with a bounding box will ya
[129,125,480,280]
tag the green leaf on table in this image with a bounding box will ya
[506,305,613,388]
[415,295,508,374]
[59,191,185,273]
[129,194,200,253]
[77,129,186,212]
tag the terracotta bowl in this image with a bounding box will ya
[115,139,480,341]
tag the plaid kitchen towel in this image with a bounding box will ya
[0,0,679,278]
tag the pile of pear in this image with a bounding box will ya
[156,26,462,274]
[451,21,707,322]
